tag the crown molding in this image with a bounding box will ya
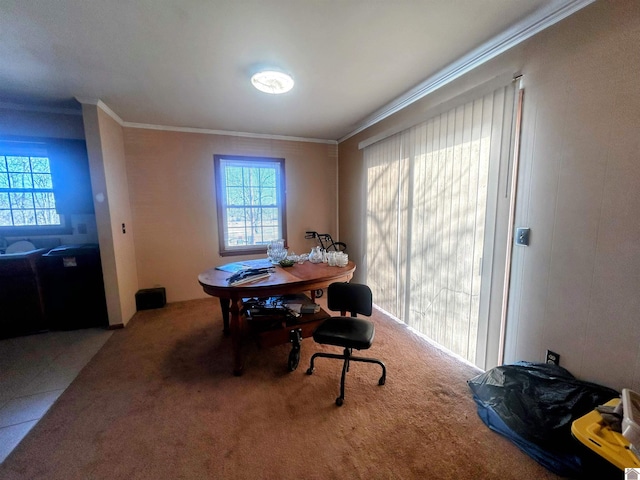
[74,98,335,144]
[122,121,337,145]
[75,97,125,126]
[339,0,596,143]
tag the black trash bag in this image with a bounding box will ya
[468,362,619,478]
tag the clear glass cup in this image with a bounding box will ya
[336,252,348,267]
[267,240,287,263]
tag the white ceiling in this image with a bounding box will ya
[0,0,591,141]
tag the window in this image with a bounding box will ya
[0,142,66,234]
[214,155,287,256]
[0,138,93,237]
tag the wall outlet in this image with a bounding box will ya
[546,350,560,365]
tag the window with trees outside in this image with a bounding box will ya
[0,148,61,229]
[214,155,286,256]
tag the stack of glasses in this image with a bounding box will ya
[326,251,348,267]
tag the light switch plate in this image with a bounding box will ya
[515,227,530,246]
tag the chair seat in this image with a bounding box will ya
[312,317,375,350]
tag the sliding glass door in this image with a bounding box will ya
[364,83,517,368]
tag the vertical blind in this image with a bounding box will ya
[364,85,514,365]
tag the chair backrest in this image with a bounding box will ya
[327,282,372,317]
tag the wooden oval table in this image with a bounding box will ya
[198,260,356,375]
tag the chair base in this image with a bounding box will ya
[306,347,386,406]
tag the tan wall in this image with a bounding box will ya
[123,128,338,302]
[97,110,138,325]
[82,105,138,326]
[339,0,640,391]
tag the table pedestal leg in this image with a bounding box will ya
[229,298,244,376]
[219,298,231,336]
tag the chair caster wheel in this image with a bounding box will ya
[379,377,386,386]
[288,349,300,372]
[335,397,344,406]
[306,367,314,375]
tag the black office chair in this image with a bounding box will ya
[306,282,386,406]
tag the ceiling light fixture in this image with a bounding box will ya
[250,70,294,94]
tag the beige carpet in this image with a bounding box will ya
[0,297,561,479]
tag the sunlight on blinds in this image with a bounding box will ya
[365,86,512,364]
[366,133,410,319]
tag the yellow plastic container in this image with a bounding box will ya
[571,398,640,470]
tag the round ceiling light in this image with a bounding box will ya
[250,70,294,94]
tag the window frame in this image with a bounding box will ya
[0,139,71,236]
[214,154,287,257]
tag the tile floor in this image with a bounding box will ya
[0,328,113,463]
